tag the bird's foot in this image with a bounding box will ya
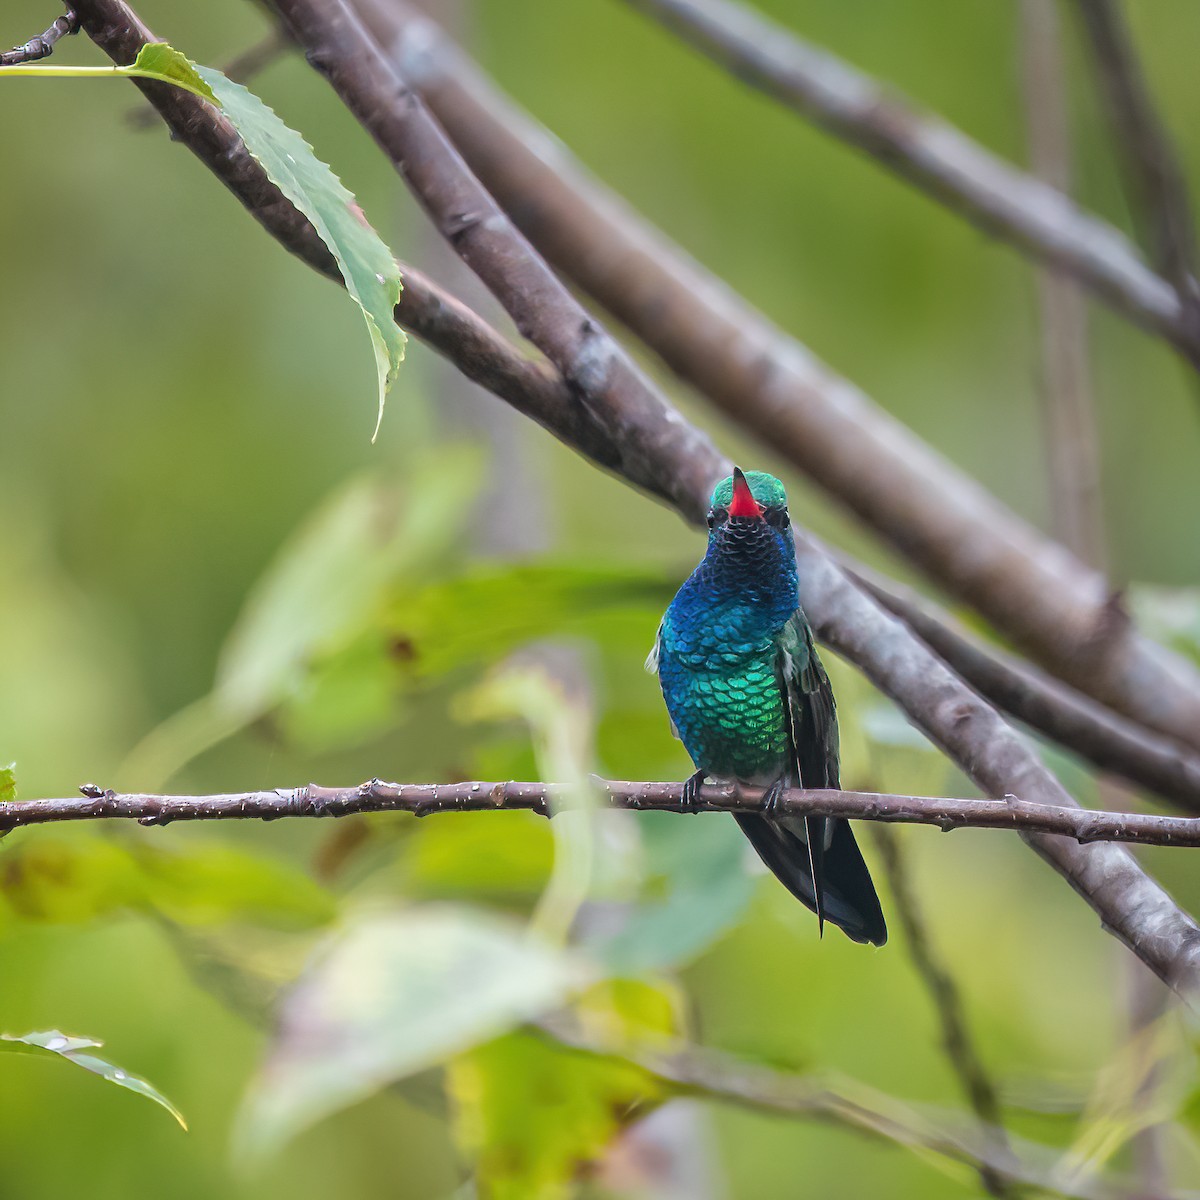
[681,770,706,809]
[761,778,786,817]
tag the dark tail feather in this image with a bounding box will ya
[734,814,887,946]
[805,815,827,938]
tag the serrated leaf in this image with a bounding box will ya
[237,906,591,1162]
[0,763,15,804]
[0,43,404,436]
[0,1030,186,1129]
[192,60,405,438]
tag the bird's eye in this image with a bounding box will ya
[766,507,790,530]
[707,507,727,528]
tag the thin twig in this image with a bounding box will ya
[1,7,78,66]
[68,0,1200,998]
[872,829,1015,1196]
[618,0,1195,357]
[356,0,1200,754]
[8,780,1200,847]
[1074,0,1200,342]
[540,1018,1165,1200]
[1020,0,1106,572]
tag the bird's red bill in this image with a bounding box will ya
[728,468,764,519]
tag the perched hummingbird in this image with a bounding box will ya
[649,468,886,945]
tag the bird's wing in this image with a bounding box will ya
[733,611,887,945]
[776,611,836,933]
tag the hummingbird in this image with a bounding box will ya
[648,467,886,945]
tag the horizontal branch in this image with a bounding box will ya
[7,780,1200,848]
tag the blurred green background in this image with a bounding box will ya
[3,1,1200,1196]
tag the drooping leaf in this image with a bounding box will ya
[448,978,677,1200]
[0,43,405,436]
[237,906,591,1161]
[0,762,15,804]
[193,56,406,439]
[0,1030,186,1129]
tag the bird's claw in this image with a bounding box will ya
[762,779,786,817]
[681,770,705,809]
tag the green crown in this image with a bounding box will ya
[710,470,788,508]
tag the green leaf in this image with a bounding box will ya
[1129,585,1200,666]
[192,59,405,439]
[0,1030,186,1129]
[449,979,676,1199]
[382,563,674,684]
[1,43,404,436]
[0,834,335,930]
[593,811,755,973]
[217,456,478,721]
[237,906,591,1162]
[0,763,15,803]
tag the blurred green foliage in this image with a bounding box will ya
[4,1,1200,1197]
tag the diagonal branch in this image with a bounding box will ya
[68,0,1200,998]
[10,780,1200,848]
[354,0,1200,755]
[618,0,1198,360]
[541,1019,1124,1200]
[1074,0,1200,335]
[858,572,1200,816]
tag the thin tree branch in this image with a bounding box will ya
[8,780,1200,848]
[872,829,1015,1197]
[540,1019,1165,1200]
[1074,0,1200,336]
[356,0,1200,754]
[856,572,1200,816]
[1,7,78,66]
[617,0,1196,361]
[68,0,1200,998]
[1021,0,1107,573]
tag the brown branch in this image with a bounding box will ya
[856,572,1200,816]
[8,780,1200,848]
[1,7,78,66]
[271,0,720,519]
[1074,0,1200,339]
[356,0,1200,755]
[618,0,1195,357]
[68,0,1200,998]
[872,829,1015,1197]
